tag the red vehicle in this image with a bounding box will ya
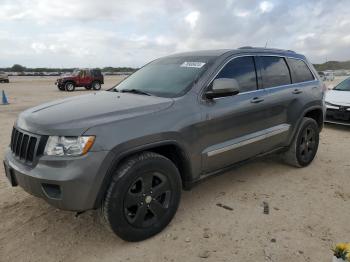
[55,68,104,91]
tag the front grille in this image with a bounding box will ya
[10,127,47,164]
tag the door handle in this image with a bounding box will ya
[250,97,264,103]
[292,89,303,94]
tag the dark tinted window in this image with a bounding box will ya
[287,58,314,83]
[259,56,291,88]
[215,56,257,92]
[91,70,101,77]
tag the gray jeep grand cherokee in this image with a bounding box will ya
[3,47,325,241]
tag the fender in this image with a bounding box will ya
[93,139,192,209]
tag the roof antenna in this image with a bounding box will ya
[265,41,268,48]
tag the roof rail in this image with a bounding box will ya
[238,46,296,53]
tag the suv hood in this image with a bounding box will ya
[326,90,350,106]
[16,91,174,136]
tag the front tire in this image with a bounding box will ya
[282,117,319,167]
[101,152,182,242]
[65,82,75,92]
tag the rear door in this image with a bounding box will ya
[255,55,304,149]
[200,56,274,173]
[286,57,319,126]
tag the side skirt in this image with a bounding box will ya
[183,146,287,190]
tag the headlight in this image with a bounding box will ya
[44,136,95,156]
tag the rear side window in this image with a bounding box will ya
[215,56,257,92]
[287,58,314,83]
[92,70,101,77]
[259,56,291,88]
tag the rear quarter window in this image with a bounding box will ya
[287,58,314,83]
[258,56,291,88]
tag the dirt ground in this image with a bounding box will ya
[0,76,350,262]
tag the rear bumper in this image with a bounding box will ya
[3,148,111,211]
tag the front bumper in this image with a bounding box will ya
[325,107,350,126]
[3,148,111,211]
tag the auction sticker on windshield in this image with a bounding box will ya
[180,62,206,68]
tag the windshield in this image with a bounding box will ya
[113,56,213,98]
[334,77,350,91]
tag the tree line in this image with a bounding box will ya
[0,64,138,73]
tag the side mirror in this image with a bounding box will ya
[205,78,240,99]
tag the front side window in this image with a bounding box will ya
[334,77,350,91]
[113,56,213,98]
[215,56,257,92]
[287,58,314,83]
[259,56,291,88]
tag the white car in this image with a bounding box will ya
[0,71,9,83]
[325,77,350,125]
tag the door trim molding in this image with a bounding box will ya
[205,124,290,157]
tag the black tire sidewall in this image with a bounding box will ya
[295,118,319,167]
[105,154,181,242]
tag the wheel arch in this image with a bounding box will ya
[93,141,192,209]
[288,105,324,146]
[64,80,76,86]
[303,107,324,131]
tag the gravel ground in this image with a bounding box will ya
[0,76,349,262]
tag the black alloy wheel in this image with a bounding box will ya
[298,125,316,163]
[124,172,171,228]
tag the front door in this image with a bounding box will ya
[78,70,91,86]
[199,56,274,173]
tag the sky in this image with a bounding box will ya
[1,0,350,68]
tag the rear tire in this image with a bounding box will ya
[65,82,75,92]
[101,152,182,242]
[92,81,101,90]
[5,79,9,83]
[282,117,319,167]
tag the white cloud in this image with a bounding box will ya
[1,0,350,67]
[235,10,251,18]
[259,1,274,13]
[185,11,200,29]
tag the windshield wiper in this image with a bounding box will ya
[118,89,152,96]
